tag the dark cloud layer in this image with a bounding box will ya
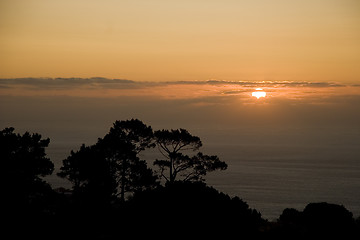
[0,77,136,90]
[0,77,346,90]
[170,80,345,88]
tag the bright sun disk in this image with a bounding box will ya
[252,89,266,99]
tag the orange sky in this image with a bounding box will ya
[1,0,360,82]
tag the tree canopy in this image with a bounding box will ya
[58,119,158,202]
[1,127,54,209]
[58,121,227,201]
[154,128,227,183]
[1,127,53,180]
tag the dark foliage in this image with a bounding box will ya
[302,202,356,238]
[269,202,359,239]
[2,124,360,240]
[58,119,158,203]
[58,144,118,205]
[1,127,54,212]
[154,128,227,183]
[108,118,155,153]
[125,181,265,238]
[1,127,59,239]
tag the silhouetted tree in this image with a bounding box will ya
[302,202,356,238]
[98,119,157,201]
[0,127,54,211]
[58,119,158,202]
[154,128,227,183]
[57,144,117,204]
[107,118,155,153]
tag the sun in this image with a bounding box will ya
[252,88,266,99]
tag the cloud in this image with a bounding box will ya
[0,77,346,89]
[0,78,357,102]
[222,90,248,95]
[170,80,345,88]
[0,77,136,90]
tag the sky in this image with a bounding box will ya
[1,0,360,82]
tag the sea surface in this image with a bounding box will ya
[2,85,360,222]
[43,126,360,221]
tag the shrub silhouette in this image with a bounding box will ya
[302,202,356,238]
[274,202,359,239]
[125,181,265,238]
[279,208,302,224]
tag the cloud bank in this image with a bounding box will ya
[0,77,136,90]
[0,78,359,108]
[0,77,345,90]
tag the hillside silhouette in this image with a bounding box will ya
[1,120,359,239]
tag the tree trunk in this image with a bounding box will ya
[169,156,174,183]
[120,160,126,202]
